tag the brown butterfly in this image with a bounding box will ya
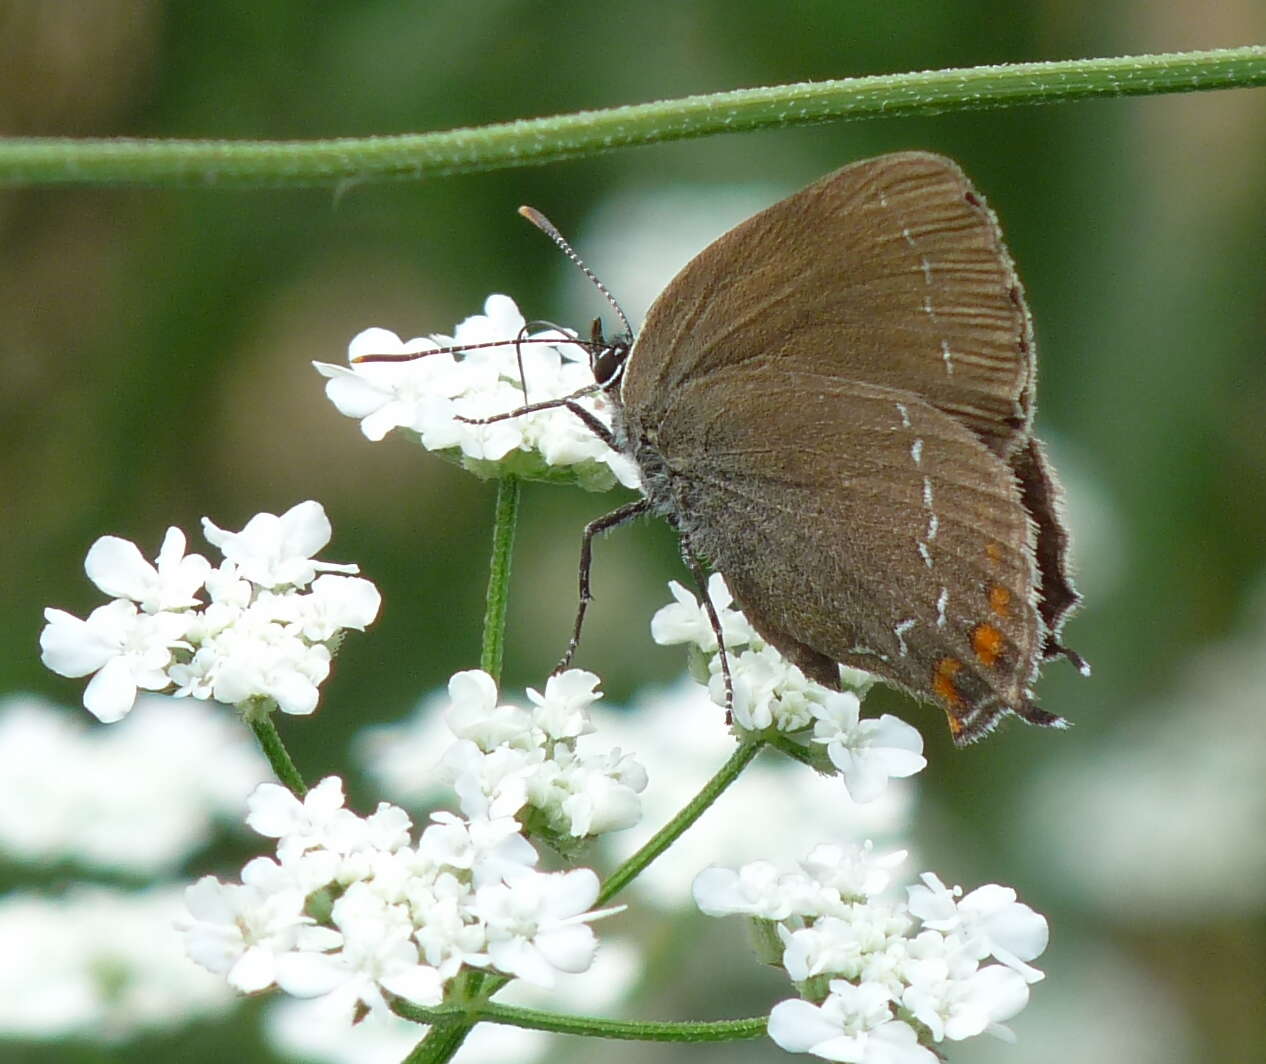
[546,152,1086,744]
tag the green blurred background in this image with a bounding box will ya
[3,2,1265,1062]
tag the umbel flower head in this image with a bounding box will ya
[180,670,635,1017]
[439,668,648,845]
[40,501,379,722]
[695,843,1049,1062]
[313,294,640,492]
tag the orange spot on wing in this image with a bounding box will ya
[986,542,1004,564]
[989,585,1012,618]
[972,623,1005,668]
[933,657,965,708]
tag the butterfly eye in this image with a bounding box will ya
[592,339,629,387]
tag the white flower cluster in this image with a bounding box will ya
[0,694,266,874]
[653,575,926,802]
[314,294,640,492]
[440,668,648,842]
[40,500,379,723]
[694,845,1048,1063]
[182,775,623,1021]
[0,885,237,1043]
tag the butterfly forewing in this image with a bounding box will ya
[623,152,1034,458]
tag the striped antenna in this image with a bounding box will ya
[518,206,633,341]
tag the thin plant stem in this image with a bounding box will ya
[480,475,520,684]
[244,706,306,796]
[402,1019,472,1064]
[404,478,519,1064]
[394,1000,768,1043]
[597,736,765,907]
[0,48,1262,187]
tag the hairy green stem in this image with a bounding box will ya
[402,1018,472,1064]
[245,707,306,796]
[480,476,520,684]
[597,737,765,906]
[394,1000,768,1042]
[401,479,518,1064]
[0,48,1262,187]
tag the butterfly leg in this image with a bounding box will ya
[455,389,616,448]
[553,498,650,675]
[676,536,736,718]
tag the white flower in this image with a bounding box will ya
[472,868,619,988]
[274,883,444,1011]
[45,503,374,721]
[697,841,1048,1053]
[445,670,537,751]
[720,644,819,732]
[693,861,807,921]
[526,746,646,838]
[203,559,254,609]
[39,601,189,722]
[799,843,908,903]
[901,953,1030,1042]
[0,885,235,1042]
[247,778,360,859]
[202,611,332,715]
[525,669,601,741]
[417,811,538,887]
[450,381,533,461]
[561,747,647,836]
[650,574,754,653]
[181,873,339,994]
[444,740,537,820]
[0,694,269,875]
[201,500,357,590]
[781,919,865,984]
[649,577,888,749]
[811,693,926,803]
[316,295,640,491]
[768,981,936,1063]
[295,575,382,641]
[907,875,1047,982]
[84,527,211,613]
[409,875,488,978]
[316,328,468,442]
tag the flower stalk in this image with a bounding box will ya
[0,48,1262,187]
[480,476,520,684]
[597,736,765,907]
[244,706,307,796]
[394,999,769,1042]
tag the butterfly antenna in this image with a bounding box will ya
[518,206,633,341]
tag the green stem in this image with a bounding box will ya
[597,737,765,906]
[402,1019,472,1064]
[480,476,520,684]
[401,480,519,1064]
[245,707,306,796]
[764,730,820,769]
[0,48,1262,187]
[394,1000,768,1043]
[399,970,509,1064]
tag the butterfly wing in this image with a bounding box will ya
[640,367,1052,743]
[619,152,1081,724]
[623,152,1035,458]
